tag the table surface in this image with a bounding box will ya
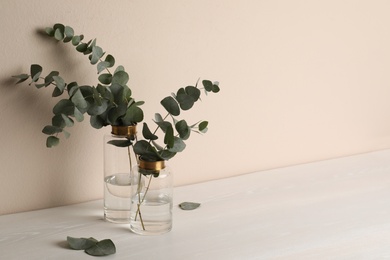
[1,150,390,259]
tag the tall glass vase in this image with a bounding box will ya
[130,160,173,235]
[104,125,137,223]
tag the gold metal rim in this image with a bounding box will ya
[111,125,137,137]
[139,160,165,171]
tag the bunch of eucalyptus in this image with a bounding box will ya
[13,23,220,162]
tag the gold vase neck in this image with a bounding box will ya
[111,125,137,137]
[139,160,166,171]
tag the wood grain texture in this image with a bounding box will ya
[1,149,390,259]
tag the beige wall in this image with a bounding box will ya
[1,0,390,215]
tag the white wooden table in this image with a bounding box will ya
[1,150,390,259]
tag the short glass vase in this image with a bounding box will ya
[130,160,173,235]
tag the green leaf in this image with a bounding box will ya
[71,88,88,109]
[159,150,176,160]
[154,113,164,123]
[87,100,108,116]
[45,27,54,37]
[142,122,158,140]
[46,136,59,148]
[67,236,98,250]
[98,73,112,85]
[164,125,174,148]
[107,139,132,147]
[133,140,162,160]
[90,46,104,65]
[61,114,74,127]
[114,65,125,74]
[30,64,42,82]
[72,35,82,46]
[44,71,60,86]
[53,24,65,40]
[202,80,213,92]
[105,54,115,67]
[85,239,116,256]
[63,26,74,42]
[97,61,110,74]
[52,75,66,97]
[63,130,71,139]
[176,93,195,110]
[212,82,220,93]
[73,107,84,122]
[76,43,88,53]
[122,104,144,124]
[175,120,190,140]
[90,115,105,129]
[112,70,129,86]
[169,137,186,152]
[161,96,180,116]
[12,74,29,84]
[42,125,62,135]
[53,99,75,115]
[179,202,201,210]
[199,121,208,133]
[185,86,201,101]
[52,114,65,128]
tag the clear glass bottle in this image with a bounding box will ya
[104,125,137,223]
[130,160,173,235]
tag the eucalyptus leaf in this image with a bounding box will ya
[185,86,201,101]
[98,73,112,85]
[30,64,42,82]
[202,80,213,92]
[12,74,29,84]
[76,43,88,53]
[73,107,84,122]
[61,114,74,127]
[53,99,75,115]
[107,139,132,147]
[168,137,186,153]
[63,26,74,42]
[164,125,174,148]
[112,70,129,86]
[45,27,55,36]
[97,61,110,74]
[122,104,144,124]
[179,202,201,210]
[142,122,158,140]
[72,35,82,46]
[105,54,115,67]
[54,28,64,41]
[90,46,104,65]
[84,239,116,256]
[71,88,88,109]
[42,125,62,135]
[161,96,180,116]
[67,236,98,250]
[46,136,59,148]
[44,71,60,86]
[175,120,190,140]
[199,121,208,132]
[90,115,104,129]
[176,93,195,110]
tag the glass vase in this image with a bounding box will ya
[130,160,173,235]
[104,125,137,223]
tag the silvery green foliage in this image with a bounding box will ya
[179,202,201,210]
[67,236,116,256]
[13,23,144,147]
[13,23,221,162]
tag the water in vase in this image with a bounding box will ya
[104,173,132,223]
